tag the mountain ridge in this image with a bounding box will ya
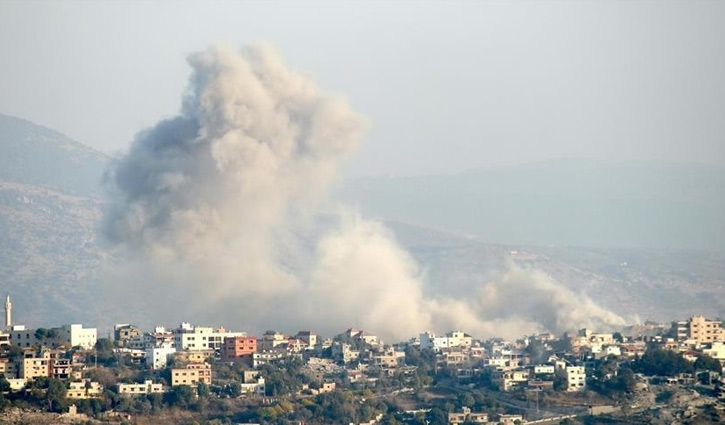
[0,113,109,197]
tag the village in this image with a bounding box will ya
[1,293,725,424]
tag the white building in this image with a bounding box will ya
[240,376,266,396]
[533,364,555,375]
[566,366,586,391]
[117,380,164,396]
[173,322,246,351]
[419,331,473,351]
[64,324,97,349]
[146,346,176,370]
[8,324,96,349]
[703,342,725,361]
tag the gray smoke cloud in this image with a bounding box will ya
[103,44,624,341]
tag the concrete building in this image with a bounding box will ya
[534,364,555,375]
[51,358,72,380]
[117,380,164,396]
[146,346,176,370]
[8,324,96,350]
[566,366,587,391]
[258,331,287,352]
[295,331,317,348]
[493,369,530,391]
[114,324,142,347]
[64,324,97,349]
[67,380,103,399]
[673,316,725,346]
[239,371,265,395]
[252,351,285,367]
[173,322,246,351]
[419,331,473,352]
[702,342,725,362]
[449,407,488,424]
[373,349,405,368]
[171,363,212,387]
[21,357,50,380]
[221,336,257,362]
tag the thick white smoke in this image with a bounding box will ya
[104,44,624,341]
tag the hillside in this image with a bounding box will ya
[340,159,725,253]
[0,114,723,332]
[0,113,111,327]
[385,220,725,323]
[0,114,108,197]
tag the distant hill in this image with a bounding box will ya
[0,113,111,328]
[340,159,725,253]
[1,113,723,332]
[0,113,108,197]
[383,220,725,322]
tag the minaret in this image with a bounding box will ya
[5,294,11,330]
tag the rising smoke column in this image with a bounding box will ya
[104,44,366,301]
[104,44,625,341]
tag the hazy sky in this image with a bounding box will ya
[1,1,723,177]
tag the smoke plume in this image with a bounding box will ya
[103,44,624,341]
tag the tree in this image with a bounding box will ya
[168,385,194,408]
[45,378,68,412]
[0,374,10,392]
[226,382,242,398]
[197,382,210,398]
[93,338,116,366]
[457,393,475,409]
[694,354,721,373]
[632,349,693,376]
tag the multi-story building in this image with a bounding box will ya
[51,358,72,380]
[672,316,725,346]
[65,324,97,349]
[566,366,586,391]
[259,331,287,352]
[493,369,530,391]
[373,349,405,368]
[171,363,212,387]
[240,371,266,395]
[21,357,50,380]
[146,346,176,370]
[114,324,142,347]
[173,322,246,351]
[221,336,257,362]
[0,358,16,377]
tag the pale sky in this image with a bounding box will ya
[1,1,724,177]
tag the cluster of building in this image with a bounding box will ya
[2,292,725,420]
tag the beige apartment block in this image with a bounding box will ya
[673,316,725,346]
[171,363,212,387]
[21,357,50,380]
